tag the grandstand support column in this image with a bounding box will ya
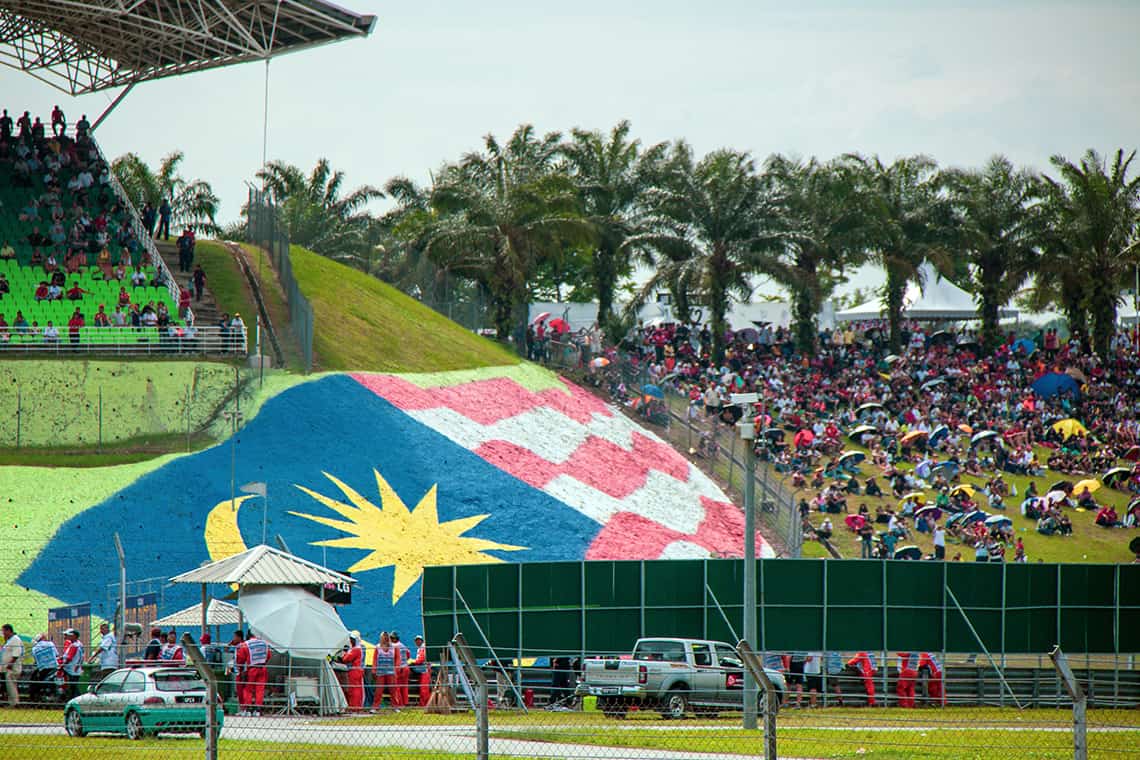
[734,392,759,731]
[90,82,137,133]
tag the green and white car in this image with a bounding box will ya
[64,666,224,740]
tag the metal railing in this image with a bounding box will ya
[0,324,246,355]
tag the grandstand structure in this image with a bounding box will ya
[0,0,374,354]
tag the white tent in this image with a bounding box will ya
[836,263,1018,322]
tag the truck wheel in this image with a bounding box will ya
[662,687,688,719]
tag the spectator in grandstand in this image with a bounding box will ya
[76,114,90,138]
[177,228,195,272]
[18,199,39,222]
[49,221,66,246]
[156,302,170,327]
[46,282,62,301]
[13,311,28,334]
[93,305,110,327]
[67,309,84,345]
[192,264,207,301]
[178,285,192,321]
[42,320,59,344]
[130,266,147,287]
[110,306,126,328]
[0,273,8,299]
[157,198,172,240]
[26,225,49,250]
[15,110,30,140]
[0,109,11,139]
[0,241,13,260]
[33,281,49,301]
[112,259,127,281]
[141,202,157,238]
[0,314,8,344]
[66,281,87,300]
[50,105,65,136]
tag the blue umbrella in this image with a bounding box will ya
[1031,372,1080,399]
[642,384,665,399]
[984,515,1012,527]
[931,461,960,478]
[1012,338,1036,355]
[964,510,989,525]
[929,425,950,446]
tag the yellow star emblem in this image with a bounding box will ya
[289,470,525,604]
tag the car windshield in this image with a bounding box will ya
[153,671,206,692]
[633,641,686,663]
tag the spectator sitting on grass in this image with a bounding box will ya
[1095,506,1120,528]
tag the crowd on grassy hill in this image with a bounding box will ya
[584,318,1140,561]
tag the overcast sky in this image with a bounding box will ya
[2,1,1137,295]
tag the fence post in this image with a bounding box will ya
[737,640,777,758]
[180,633,219,760]
[98,385,103,451]
[15,383,21,448]
[452,633,489,760]
[728,433,736,489]
[1050,645,1087,760]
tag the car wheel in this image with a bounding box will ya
[65,709,86,738]
[125,711,145,740]
[662,687,688,719]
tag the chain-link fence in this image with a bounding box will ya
[246,189,314,374]
[2,636,1136,759]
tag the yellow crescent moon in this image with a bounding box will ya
[205,495,256,562]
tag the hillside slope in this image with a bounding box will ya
[7,365,765,639]
[289,245,517,372]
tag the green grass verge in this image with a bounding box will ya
[237,242,306,371]
[0,431,214,466]
[0,735,484,759]
[190,240,257,352]
[288,244,518,373]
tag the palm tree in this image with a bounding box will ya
[636,143,770,362]
[562,120,667,338]
[111,151,220,234]
[1040,149,1140,356]
[759,155,868,354]
[256,158,383,266]
[844,154,953,352]
[417,124,593,340]
[944,156,1044,352]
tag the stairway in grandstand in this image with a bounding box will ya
[153,238,225,328]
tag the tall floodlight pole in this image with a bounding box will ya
[113,533,126,640]
[733,392,759,730]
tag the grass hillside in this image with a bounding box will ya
[288,244,518,372]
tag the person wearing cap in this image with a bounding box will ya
[340,632,365,711]
[390,630,411,708]
[60,629,84,700]
[2,624,23,706]
[29,633,59,705]
[143,627,163,660]
[409,635,431,706]
[88,622,118,681]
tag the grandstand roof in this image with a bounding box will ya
[0,1,376,96]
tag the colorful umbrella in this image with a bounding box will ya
[958,424,974,434]
[900,491,926,504]
[884,354,901,365]
[921,378,946,391]
[1052,419,1088,440]
[931,460,959,477]
[1123,446,1140,463]
[642,384,665,400]
[1049,480,1074,494]
[1031,372,1080,399]
[984,515,1012,527]
[845,514,866,531]
[1045,490,1068,504]
[970,430,999,446]
[963,510,989,525]
[793,429,815,449]
[929,425,950,445]
[849,424,877,440]
[548,318,570,333]
[1012,337,1036,355]
[857,402,884,414]
[839,451,866,466]
[1073,478,1100,494]
[1104,467,1132,489]
[532,311,551,324]
[946,512,968,527]
[894,546,923,560]
[950,484,976,498]
[590,357,610,368]
[900,430,928,446]
[915,506,943,521]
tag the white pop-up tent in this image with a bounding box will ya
[836,263,1018,322]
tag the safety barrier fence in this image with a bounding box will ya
[0,325,246,355]
[1,638,1135,759]
[247,188,314,373]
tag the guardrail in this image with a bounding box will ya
[0,325,247,355]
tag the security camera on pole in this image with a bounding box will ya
[732,391,759,730]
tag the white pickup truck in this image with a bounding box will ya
[576,637,786,719]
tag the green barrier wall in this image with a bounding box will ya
[422,559,1140,657]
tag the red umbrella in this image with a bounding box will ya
[793,429,815,449]
[845,514,866,531]
[548,318,570,334]
[1123,446,1140,462]
[532,311,551,324]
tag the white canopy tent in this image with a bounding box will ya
[836,263,1019,322]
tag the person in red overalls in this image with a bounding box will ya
[896,652,917,708]
[917,652,945,706]
[846,651,877,706]
[235,630,270,716]
[409,635,431,706]
[390,631,411,708]
[340,633,365,711]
